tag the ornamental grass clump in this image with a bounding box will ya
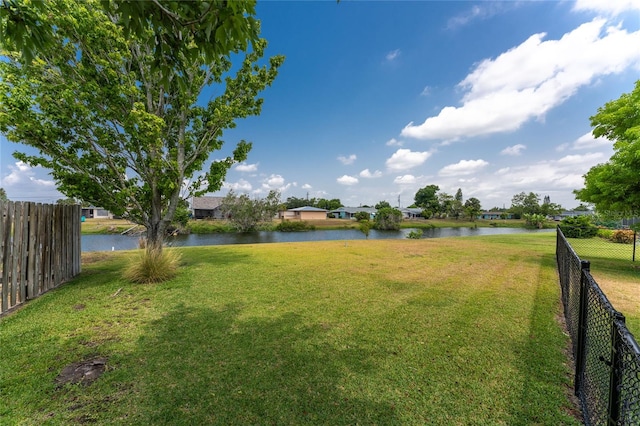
[123,248,181,283]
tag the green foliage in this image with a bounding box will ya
[375,200,391,209]
[0,0,283,250]
[123,247,181,284]
[0,187,7,202]
[187,219,235,234]
[220,190,280,232]
[354,211,370,221]
[284,196,342,210]
[559,215,598,238]
[1,1,261,86]
[510,192,541,217]
[374,207,402,230]
[463,197,482,221]
[56,197,79,205]
[172,201,190,228]
[275,221,315,232]
[406,229,423,239]
[414,184,440,214]
[359,220,372,239]
[575,80,640,212]
[596,228,614,239]
[523,213,547,229]
[609,229,636,244]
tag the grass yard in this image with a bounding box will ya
[567,237,640,336]
[1,234,582,424]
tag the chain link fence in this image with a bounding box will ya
[557,227,640,425]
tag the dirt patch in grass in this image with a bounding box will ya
[593,275,640,317]
[55,357,108,388]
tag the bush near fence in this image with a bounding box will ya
[556,227,640,425]
[0,201,81,316]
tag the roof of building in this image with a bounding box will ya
[192,196,225,210]
[329,207,377,214]
[289,206,328,212]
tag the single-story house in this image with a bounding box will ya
[329,207,377,220]
[81,207,113,219]
[550,210,592,221]
[478,211,513,220]
[400,208,423,219]
[279,206,328,220]
[191,196,225,219]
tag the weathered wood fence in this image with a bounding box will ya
[0,201,81,316]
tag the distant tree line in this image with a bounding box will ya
[284,196,342,211]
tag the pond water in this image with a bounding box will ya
[81,227,553,252]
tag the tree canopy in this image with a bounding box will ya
[220,190,280,233]
[575,80,640,214]
[0,0,283,250]
[414,185,440,217]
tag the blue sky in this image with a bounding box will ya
[1,0,640,210]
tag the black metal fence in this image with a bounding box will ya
[556,227,640,425]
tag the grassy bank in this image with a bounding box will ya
[0,233,581,424]
[82,217,532,235]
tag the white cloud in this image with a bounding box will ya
[337,154,357,165]
[302,183,312,190]
[556,152,605,165]
[401,19,640,141]
[359,169,382,178]
[573,0,640,16]
[447,3,519,30]
[223,179,252,192]
[439,159,489,177]
[420,86,432,96]
[386,49,401,61]
[265,174,285,188]
[1,161,59,201]
[386,138,404,147]
[501,144,526,156]
[385,149,431,172]
[235,162,258,173]
[337,175,359,185]
[572,132,612,150]
[394,175,416,184]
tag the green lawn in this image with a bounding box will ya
[566,236,640,336]
[1,234,581,424]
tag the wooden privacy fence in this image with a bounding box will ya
[0,201,81,316]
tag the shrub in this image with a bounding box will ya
[354,211,370,221]
[359,220,372,239]
[374,207,403,230]
[123,248,181,284]
[406,229,423,239]
[597,228,614,240]
[275,221,315,232]
[609,229,636,244]
[559,215,598,238]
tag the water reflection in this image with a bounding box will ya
[81,227,552,252]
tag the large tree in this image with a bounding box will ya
[464,197,482,221]
[0,0,283,251]
[509,192,541,218]
[414,184,440,218]
[220,190,280,233]
[575,80,640,214]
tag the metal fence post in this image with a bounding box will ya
[607,312,626,426]
[575,260,591,397]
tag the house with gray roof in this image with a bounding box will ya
[329,207,377,219]
[191,196,225,219]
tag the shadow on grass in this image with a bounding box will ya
[128,303,399,425]
[511,254,580,425]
